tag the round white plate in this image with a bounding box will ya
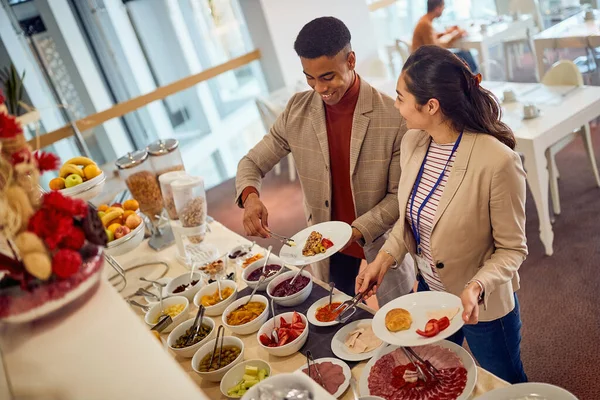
[331,319,385,362]
[477,383,578,400]
[359,340,476,400]
[279,222,352,266]
[306,294,352,327]
[372,291,464,347]
[142,277,172,304]
[296,357,351,398]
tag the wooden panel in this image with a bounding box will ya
[30,50,261,149]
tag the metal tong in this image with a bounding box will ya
[268,229,296,247]
[333,281,377,323]
[305,350,326,389]
[209,325,226,369]
[185,305,205,346]
[402,346,441,382]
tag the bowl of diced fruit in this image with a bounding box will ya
[49,157,105,202]
[97,200,145,256]
[220,360,271,398]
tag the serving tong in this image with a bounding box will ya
[185,305,206,346]
[305,350,326,389]
[333,281,376,323]
[267,229,296,247]
[209,325,226,369]
[401,346,441,382]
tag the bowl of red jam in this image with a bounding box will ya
[266,270,313,307]
[242,260,284,291]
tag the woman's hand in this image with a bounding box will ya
[460,281,483,324]
[355,252,395,299]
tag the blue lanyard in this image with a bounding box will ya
[409,132,463,255]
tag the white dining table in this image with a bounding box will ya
[533,9,600,78]
[453,14,537,80]
[262,79,600,256]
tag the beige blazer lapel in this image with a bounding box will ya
[431,132,476,231]
[309,93,330,169]
[349,78,374,177]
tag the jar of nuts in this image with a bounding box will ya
[147,139,185,177]
[116,150,164,221]
[171,176,207,244]
[158,170,188,220]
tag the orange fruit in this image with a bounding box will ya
[97,204,109,212]
[83,164,102,180]
[123,210,136,220]
[123,199,139,211]
[107,223,122,234]
[49,177,66,191]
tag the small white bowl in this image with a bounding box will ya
[193,280,238,316]
[166,272,204,302]
[222,295,269,335]
[144,296,189,333]
[167,316,216,358]
[306,294,352,327]
[256,312,309,357]
[105,218,145,257]
[192,336,244,382]
[220,359,271,399]
[242,259,284,292]
[59,171,106,201]
[267,270,313,307]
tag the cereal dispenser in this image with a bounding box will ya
[147,139,184,177]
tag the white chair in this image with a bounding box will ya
[395,39,412,67]
[542,60,600,215]
[255,96,296,182]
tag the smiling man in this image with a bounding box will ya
[235,17,414,300]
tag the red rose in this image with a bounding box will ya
[59,226,86,250]
[52,249,82,279]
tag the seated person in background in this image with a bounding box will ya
[412,0,479,74]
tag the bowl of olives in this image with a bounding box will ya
[192,336,244,382]
[167,316,215,358]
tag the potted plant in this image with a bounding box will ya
[0,64,40,127]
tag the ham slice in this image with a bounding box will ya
[345,323,383,354]
[426,307,460,321]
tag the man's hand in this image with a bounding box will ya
[340,227,363,252]
[355,251,395,299]
[242,193,270,238]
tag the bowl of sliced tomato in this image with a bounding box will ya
[257,311,308,357]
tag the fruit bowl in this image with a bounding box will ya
[105,218,145,256]
[59,171,106,201]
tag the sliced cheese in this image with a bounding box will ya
[426,307,460,321]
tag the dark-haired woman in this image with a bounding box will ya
[356,45,528,384]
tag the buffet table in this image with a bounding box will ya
[111,220,510,399]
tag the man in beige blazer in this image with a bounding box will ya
[235,17,414,301]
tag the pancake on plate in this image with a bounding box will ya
[385,308,412,332]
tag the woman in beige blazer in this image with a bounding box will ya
[356,46,528,384]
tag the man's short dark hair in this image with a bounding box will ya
[294,17,351,59]
[427,0,444,13]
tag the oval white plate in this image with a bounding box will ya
[359,340,476,400]
[279,221,352,266]
[372,291,464,347]
[477,383,578,400]
[306,294,352,327]
[331,319,385,362]
[295,357,351,398]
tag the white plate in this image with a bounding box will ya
[372,291,464,347]
[359,340,477,400]
[295,357,351,398]
[331,319,385,362]
[306,294,352,327]
[477,383,579,400]
[279,222,352,266]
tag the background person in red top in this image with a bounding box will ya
[235,17,414,300]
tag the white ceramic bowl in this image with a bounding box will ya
[220,359,271,399]
[267,270,313,307]
[241,259,284,292]
[256,312,309,357]
[59,171,106,201]
[167,316,216,358]
[193,280,238,316]
[306,294,352,327]
[144,295,189,333]
[222,295,269,335]
[166,272,204,302]
[105,218,145,257]
[192,336,244,382]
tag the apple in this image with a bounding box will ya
[65,174,83,188]
[111,203,123,209]
[98,211,106,219]
[105,229,115,242]
[114,225,131,239]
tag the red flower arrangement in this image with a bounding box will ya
[0,112,23,139]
